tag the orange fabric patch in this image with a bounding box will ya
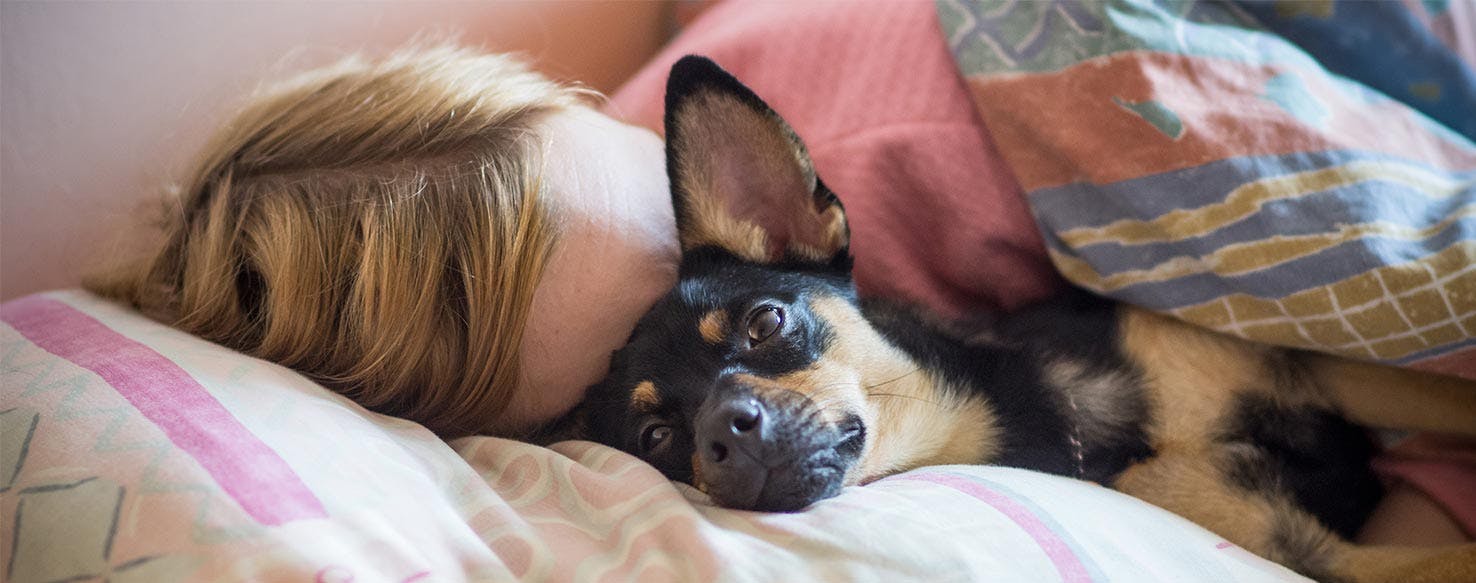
[965,53,1476,192]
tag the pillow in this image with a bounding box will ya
[1,290,1304,581]
[937,0,1476,380]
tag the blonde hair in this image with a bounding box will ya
[88,46,587,437]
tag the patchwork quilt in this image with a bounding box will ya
[937,0,1476,379]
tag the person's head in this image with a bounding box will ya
[90,46,677,437]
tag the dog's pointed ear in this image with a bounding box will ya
[663,55,850,269]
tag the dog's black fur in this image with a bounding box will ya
[552,56,1476,583]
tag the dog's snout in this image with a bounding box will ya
[692,385,856,512]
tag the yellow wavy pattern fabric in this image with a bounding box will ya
[1053,205,1476,291]
[1057,160,1472,248]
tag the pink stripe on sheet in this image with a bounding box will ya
[897,473,1094,583]
[1,296,327,526]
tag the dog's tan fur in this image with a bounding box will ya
[1118,308,1291,448]
[630,380,661,412]
[678,182,772,263]
[698,310,728,344]
[1305,354,1476,435]
[787,205,848,263]
[805,297,1001,485]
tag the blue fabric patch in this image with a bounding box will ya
[1236,0,1476,140]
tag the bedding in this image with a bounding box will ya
[1,290,1304,581]
[936,0,1476,380]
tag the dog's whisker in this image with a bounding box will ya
[863,367,922,393]
[866,392,940,406]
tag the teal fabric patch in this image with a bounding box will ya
[1261,72,1329,129]
[1111,97,1184,138]
[939,0,1299,76]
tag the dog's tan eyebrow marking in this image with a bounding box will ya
[630,381,660,411]
[699,310,728,344]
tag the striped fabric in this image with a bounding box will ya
[938,0,1476,378]
[1,291,1301,582]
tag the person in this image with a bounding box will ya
[89,46,682,437]
[92,3,1468,545]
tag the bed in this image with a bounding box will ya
[4,1,1474,581]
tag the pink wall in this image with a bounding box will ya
[0,2,668,300]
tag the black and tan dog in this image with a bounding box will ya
[558,56,1476,582]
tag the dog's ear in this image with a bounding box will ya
[663,55,850,269]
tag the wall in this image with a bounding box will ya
[0,2,668,300]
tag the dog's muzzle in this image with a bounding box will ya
[693,383,863,512]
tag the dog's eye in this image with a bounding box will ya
[747,306,784,345]
[640,423,673,453]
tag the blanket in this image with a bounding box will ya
[937,0,1476,379]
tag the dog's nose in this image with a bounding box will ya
[701,397,766,465]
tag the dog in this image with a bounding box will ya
[554,56,1476,582]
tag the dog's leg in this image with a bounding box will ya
[1114,450,1476,583]
[1303,353,1476,436]
[1118,306,1476,437]
[1332,544,1476,583]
